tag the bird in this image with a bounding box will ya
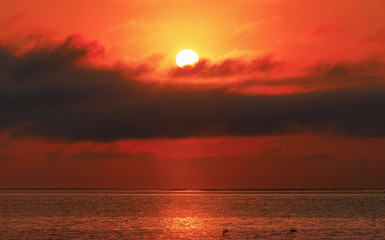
[286,228,297,236]
[222,229,229,236]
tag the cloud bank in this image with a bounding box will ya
[1,37,385,141]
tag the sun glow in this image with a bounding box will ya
[176,49,199,67]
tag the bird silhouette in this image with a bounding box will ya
[286,228,297,236]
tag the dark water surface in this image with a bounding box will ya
[0,190,384,239]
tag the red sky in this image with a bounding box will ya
[1,0,385,188]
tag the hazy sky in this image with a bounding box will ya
[1,0,385,188]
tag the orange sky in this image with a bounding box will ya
[1,0,385,188]
[2,1,385,63]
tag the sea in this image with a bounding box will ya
[0,190,384,239]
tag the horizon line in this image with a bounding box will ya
[1,187,384,191]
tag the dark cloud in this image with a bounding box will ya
[234,58,385,91]
[168,56,281,78]
[1,37,385,141]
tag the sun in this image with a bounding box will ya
[176,49,199,67]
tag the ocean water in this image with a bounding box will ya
[0,190,384,239]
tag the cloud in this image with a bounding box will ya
[234,20,260,36]
[0,152,16,162]
[66,145,154,162]
[308,25,347,38]
[0,142,16,162]
[1,37,385,141]
[299,153,333,161]
[168,56,281,78]
[231,58,385,94]
[362,29,385,43]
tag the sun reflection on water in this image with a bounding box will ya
[1,191,385,239]
[167,217,203,231]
